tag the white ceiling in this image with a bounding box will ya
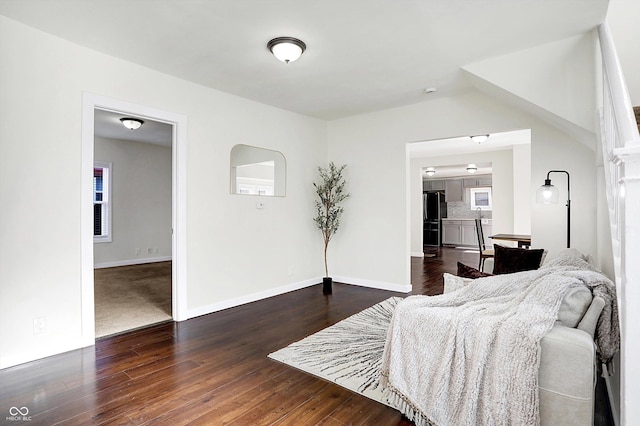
[410,129,531,178]
[409,129,531,158]
[0,0,609,121]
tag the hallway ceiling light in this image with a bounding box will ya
[425,167,436,177]
[466,164,478,173]
[267,37,306,63]
[470,134,489,144]
[120,118,144,130]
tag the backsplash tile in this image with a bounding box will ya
[446,188,493,219]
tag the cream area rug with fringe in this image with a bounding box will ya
[268,297,402,407]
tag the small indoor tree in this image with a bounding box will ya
[313,162,349,293]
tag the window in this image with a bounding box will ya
[94,161,112,242]
[470,187,492,211]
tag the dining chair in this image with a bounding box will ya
[475,218,494,272]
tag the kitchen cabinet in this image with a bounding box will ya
[463,175,492,188]
[442,219,492,247]
[477,176,492,187]
[461,222,478,246]
[445,179,463,202]
[442,220,462,245]
[423,179,445,191]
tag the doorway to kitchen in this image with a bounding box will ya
[408,129,531,259]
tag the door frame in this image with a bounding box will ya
[81,93,188,344]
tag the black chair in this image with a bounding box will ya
[475,219,494,272]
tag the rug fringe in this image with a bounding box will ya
[381,378,435,426]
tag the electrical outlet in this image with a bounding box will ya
[154,247,159,254]
[135,248,141,255]
[33,317,47,334]
[148,248,153,254]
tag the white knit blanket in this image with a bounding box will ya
[380,266,614,426]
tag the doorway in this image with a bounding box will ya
[80,93,188,344]
[93,110,173,336]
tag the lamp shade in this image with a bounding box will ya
[268,37,306,63]
[536,179,559,204]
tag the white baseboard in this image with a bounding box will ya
[186,277,321,319]
[0,335,94,370]
[185,275,412,320]
[332,276,412,293]
[411,252,425,258]
[94,256,172,269]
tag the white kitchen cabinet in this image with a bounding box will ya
[442,219,492,247]
[461,222,478,246]
[442,220,462,246]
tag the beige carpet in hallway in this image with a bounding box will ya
[94,261,172,338]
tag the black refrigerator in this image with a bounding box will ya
[423,191,447,246]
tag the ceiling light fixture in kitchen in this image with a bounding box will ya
[470,134,489,144]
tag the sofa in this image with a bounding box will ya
[381,247,618,425]
[443,248,610,425]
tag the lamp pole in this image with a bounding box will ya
[547,170,571,248]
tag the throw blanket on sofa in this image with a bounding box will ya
[380,265,618,426]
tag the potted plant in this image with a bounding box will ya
[313,162,349,294]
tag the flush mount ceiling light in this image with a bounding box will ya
[424,167,436,177]
[267,37,306,63]
[470,134,490,144]
[120,118,144,130]
[466,164,478,173]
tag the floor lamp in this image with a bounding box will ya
[536,170,571,248]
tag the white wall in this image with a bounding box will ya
[94,137,172,267]
[328,90,597,289]
[529,125,597,258]
[512,143,532,234]
[607,0,640,105]
[409,149,519,256]
[0,16,327,368]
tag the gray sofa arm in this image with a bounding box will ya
[577,295,606,338]
[538,324,596,426]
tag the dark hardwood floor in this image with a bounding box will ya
[0,248,613,425]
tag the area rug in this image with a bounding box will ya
[268,297,403,406]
